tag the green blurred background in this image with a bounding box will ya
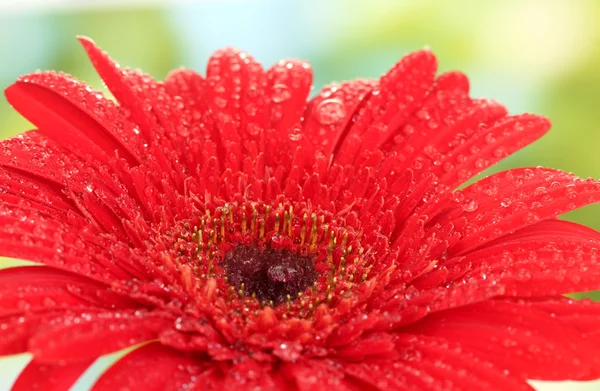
[0,0,599,390]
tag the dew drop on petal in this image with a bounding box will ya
[244,103,258,116]
[214,97,227,109]
[462,199,478,212]
[43,297,57,307]
[246,123,261,136]
[316,98,346,125]
[289,127,302,141]
[272,84,292,103]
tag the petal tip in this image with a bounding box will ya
[76,35,95,48]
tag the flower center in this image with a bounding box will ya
[171,201,373,316]
[222,245,317,305]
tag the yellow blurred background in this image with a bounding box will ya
[0,1,599,390]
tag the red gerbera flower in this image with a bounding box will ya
[2,36,600,391]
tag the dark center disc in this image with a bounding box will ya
[222,245,318,305]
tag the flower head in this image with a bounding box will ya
[2,36,600,390]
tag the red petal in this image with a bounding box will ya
[0,132,84,193]
[374,275,505,329]
[409,299,600,380]
[217,359,282,391]
[451,167,600,255]
[265,59,313,167]
[5,72,141,166]
[266,59,312,134]
[29,310,174,363]
[462,219,600,295]
[335,49,438,165]
[78,37,187,189]
[78,36,155,140]
[0,133,143,242]
[0,266,132,317]
[0,166,78,221]
[344,360,437,391]
[0,313,53,355]
[391,334,535,390]
[434,70,470,93]
[286,360,359,391]
[334,332,396,360]
[389,96,507,184]
[0,206,132,280]
[91,342,205,391]
[163,68,221,170]
[11,358,93,391]
[205,47,268,171]
[439,114,550,188]
[514,296,600,344]
[303,79,376,160]
[384,70,478,157]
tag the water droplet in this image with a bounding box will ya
[43,297,57,307]
[289,129,302,141]
[416,109,430,120]
[484,133,496,144]
[272,84,291,103]
[493,147,507,157]
[244,103,258,116]
[214,84,226,94]
[316,99,346,125]
[214,97,227,109]
[246,123,261,136]
[533,186,548,196]
[462,199,478,212]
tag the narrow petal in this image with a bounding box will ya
[0,313,53,355]
[461,219,600,295]
[0,202,135,280]
[205,47,269,171]
[514,297,600,344]
[11,358,93,391]
[335,49,438,165]
[286,360,360,391]
[389,96,508,184]
[0,266,133,317]
[0,131,86,194]
[391,334,535,391]
[408,299,600,380]
[29,310,174,363]
[266,59,313,134]
[163,68,220,170]
[77,37,186,191]
[5,72,141,166]
[385,71,481,159]
[439,114,550,188]
[265,59,313,167]
[303,79,376,160]
[91,342,204,391]
[77,36,155,140]
[344,360,434,391]
[220,359,283,391]
[450,167,600,255]
[373,275,505,329]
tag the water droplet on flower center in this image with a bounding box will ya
[316,98,346,125]
[222,245,317,304]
